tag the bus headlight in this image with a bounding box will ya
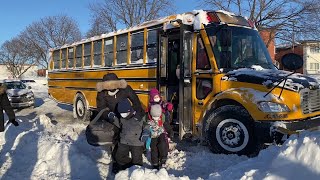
[258,102,290,113]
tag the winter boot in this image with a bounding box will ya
[160,158,167,168]
[112,162,120,174]
[152,164,160,170]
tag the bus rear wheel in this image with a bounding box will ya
[74,93,90,121]
[205,105,261,156]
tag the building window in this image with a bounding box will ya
[310,46,320,53]
[310,63,319,70]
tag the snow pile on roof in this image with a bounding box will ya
[192,10,210,29]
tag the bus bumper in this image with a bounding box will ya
[255,116,320,143]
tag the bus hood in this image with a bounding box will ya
[223,68,319,92]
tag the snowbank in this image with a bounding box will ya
[115,131,320,180]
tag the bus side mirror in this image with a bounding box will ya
[281,53,303,71]
[220,28,231,47]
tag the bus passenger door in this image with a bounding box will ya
[158,32,169,105]
[178,25,193,140]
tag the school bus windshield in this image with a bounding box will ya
[206,26,276,70]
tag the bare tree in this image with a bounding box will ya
[20,15,82,68]
[0,38,36,78]
[200,0,320,45]
[87,0,175,37]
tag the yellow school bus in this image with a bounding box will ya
[48,10,320,155]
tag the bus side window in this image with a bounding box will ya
[196,79,212,100]
[104,38,113,67]
[93,40,102,67]
[61,48,67,69]
[75,45,82,68]
[196,35,211,70]
[147,29,157,63]
[84,42,91,67]
[53,50,60,70]
[68,48,74,69]
[131,31,144,64]
[116,34,128,65]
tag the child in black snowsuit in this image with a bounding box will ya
[108,98,144,172]
[142,104,173,169]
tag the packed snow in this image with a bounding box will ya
[1,78,320,180]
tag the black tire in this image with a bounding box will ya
[205,105,261,156]
[74,93,90,121]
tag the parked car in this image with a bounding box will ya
[4,80,35,108]
[21,79,36,83]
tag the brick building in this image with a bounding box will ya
[259,29,275,61]
[275,40,320,75]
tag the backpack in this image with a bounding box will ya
[85,108,116,146]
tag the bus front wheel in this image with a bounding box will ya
[205,105,261,156]
[74,93,90,121]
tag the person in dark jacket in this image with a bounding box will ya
[108,98,144,172]
[95,73,144,173]
[0,83,19,132]
[96,73,144,121]
[142,104,173,169]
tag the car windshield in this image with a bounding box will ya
[206,25,276,70]
[5,82,27,89]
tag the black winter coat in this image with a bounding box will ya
[0,85,15,132]
[96,83,144,121]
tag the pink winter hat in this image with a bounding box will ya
[149,88,160,102]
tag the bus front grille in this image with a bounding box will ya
[301,89,320,114]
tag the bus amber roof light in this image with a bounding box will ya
[207,13,220,23]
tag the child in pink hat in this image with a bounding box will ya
[147,88,173,115]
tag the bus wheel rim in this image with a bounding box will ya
[216,118,249,152]
[76,99,85,117]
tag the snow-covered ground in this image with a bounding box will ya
[1,78,320,180]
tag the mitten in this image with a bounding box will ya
[146,137,151,150]
[107,112,115,123]
[140,129,151,142]
[166,102,173,112]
